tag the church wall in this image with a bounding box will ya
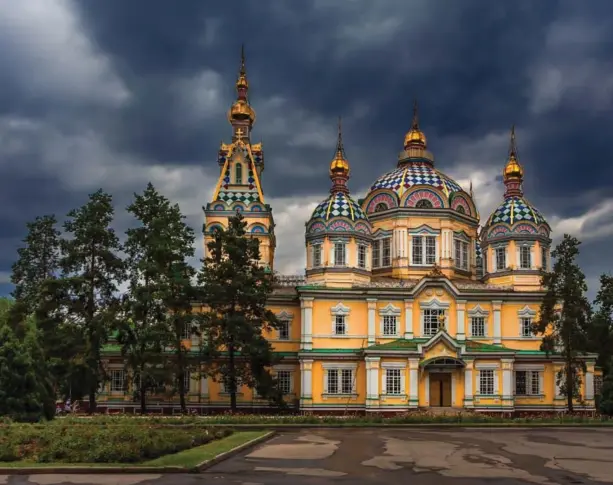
[311,298,369,348]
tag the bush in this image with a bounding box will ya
[0,424,233,463]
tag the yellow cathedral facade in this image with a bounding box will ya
[99,50,599,414]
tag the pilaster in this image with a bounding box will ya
[200,375,209,398]
[585,366,595,401]
[501,359,514,408]
[463,360,474,408]
[367,298,377,345]
[300,297,314,351]
[492,300,502,345]
[456,299,466,341]
[404,298,414,339]
[300,359,313,409]
[408,358,419,407]
[365,357,381,410]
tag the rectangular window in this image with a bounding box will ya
[541,246,547,271]
[278,320,290,340]
[313,244,322,267]
[495,247,506,271]
[334,243,345,266]
[412,236,423,264]
[372,240,381,268]
[358,245,367,269]
[423,309,444,336]
[455,239,469,270]
[412,235,437,265]
[385,368,402,395]
[181,326,191,340]
[520,245,531,269]
[383,315,397,336]
[111,370,124,392]
[520,317,533,337]
[326,369,354,394]
[277,370,292,394]
[425,236,436,264]
[334,315,346,335]
[382,238,391,267]
[479,369,495,395]
[515,370,541,395]
[471,316,486,337]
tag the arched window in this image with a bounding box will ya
[235,164,243,184]
[416,199,433,209]
[456,205,466,214]
[375,203,387,212]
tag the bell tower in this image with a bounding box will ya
[203,46,276,270]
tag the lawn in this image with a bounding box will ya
[0,431,268,469]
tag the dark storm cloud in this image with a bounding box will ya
[1,0,613,293]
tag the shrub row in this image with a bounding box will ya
[0,423,233,463]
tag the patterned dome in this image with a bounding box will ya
[310,191,367,222]
[368,163,463,201]
[486,196,547,227]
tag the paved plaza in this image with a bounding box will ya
[2,428,613,485]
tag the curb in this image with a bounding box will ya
[185,423,613,431]
[0,431,276,475]
[196,430,276,471]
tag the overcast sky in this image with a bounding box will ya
[1,0,612,297]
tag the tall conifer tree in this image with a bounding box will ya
[535,234,592,412]
[589,274,613,376]
[59,189,124,413]
[199,213,280,412]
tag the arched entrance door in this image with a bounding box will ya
[421,357,465,407]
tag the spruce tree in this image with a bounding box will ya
[58,189,124,413]
[589,274,613,375]
[199,212,280,412]
[120,183,195,413]
[535,234,592,412]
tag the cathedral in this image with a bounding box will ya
[99,50,600,414]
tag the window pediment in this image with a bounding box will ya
[468,304,489,317]
[419,298,450,310]
[276,310,294,321]
[409,224,440,235]
[331,302,351,315]
[454,230,471,243]
[379,303,401,316]
[518,305,537,317]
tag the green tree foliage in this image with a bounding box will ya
[0,298,55,422]
[119,183,195,413]
[199,212,281,412]
[535,234,592,412]
[57,189,125,413]
[589,274,613,376]
[599,372,613,415]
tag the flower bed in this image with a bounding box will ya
[0,423,233,463]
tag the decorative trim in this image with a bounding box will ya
[409,224,440,235]
[467,304,489,317]
[321,362,358,370]
[419,298,450,309]
[331,302,351,314]
[475,363,500,369]
[381,362,407,369]
[518,305,537,317]
[515,364,544,371]
[379,303,401,315]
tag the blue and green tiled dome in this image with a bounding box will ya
[486,196,547,227]
[306,191,371,235]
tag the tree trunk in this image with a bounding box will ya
[566,360,574,413]
[178,366,186,413]
[229,344,237,412]
[88,388,97,414]
[140,365,147,414]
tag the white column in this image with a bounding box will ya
[301,297,314,350]
[586,368,595,400]
[300,359,313,408]
[464,362,473,407]
[367,299,377,345]
[408,358,419,407]
[200,376,209,397]
[404,299,414,339]
[492,300,502,345]
[366,357,380,403]
[451,371,456,406]
[425,372,430,405]
[501,359,513,400]
[456,300,466,341]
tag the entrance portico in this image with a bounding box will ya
[421,357,465,408]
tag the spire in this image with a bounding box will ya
[329,117,350,194]
[503,125,524,198]
[404,98,427,150]
[228,44,255,137]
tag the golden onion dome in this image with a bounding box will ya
[329,117,350,177]
[404,100,427,149]
[228,99,256,124]
[503,154,523,180]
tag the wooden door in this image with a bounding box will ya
[442,374,452,407]
[429,375,441,406]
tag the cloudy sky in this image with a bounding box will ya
[1,0,612,297]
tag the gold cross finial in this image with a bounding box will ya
[235,128,244,141]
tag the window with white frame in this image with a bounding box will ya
[358,244,367,269]
[471,317,486,337]
[276,370,292,394]
[479,369,495,395]
[515,370,541,395]
[520,317,533,337]
[372,240,381,268]
[334,315,346,335]
[278,320,290,340]
[181,326,191,340]
[383,315,397,336]
[495,246,506,271]
[382,238,391,267]
[334,242,346,266]
[541,246,548,271]
[412,235,437,265]
[110,369,124,392]
[326,368,354,394]
[423,308,445,336]
[385,368,402,395]
[312,244,322,267]
[519,245,531,269]
[454,238,469,270]
[220,377,243,394]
